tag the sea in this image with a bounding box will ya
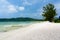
[0,21,38,32]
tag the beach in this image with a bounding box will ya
[0,21,60,40]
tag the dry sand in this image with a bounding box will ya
[0,21,60,40]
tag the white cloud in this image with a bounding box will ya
[23,0,31,5]
[0,0,17,14]
[19,7,25,11]
[8,5,17,13]
[22,0,43,6]
[22,0,50,6]
[23,1,32,5]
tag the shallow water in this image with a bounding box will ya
[0,21,38,32]
[0,21,32,25]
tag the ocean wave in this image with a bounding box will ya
[0,24,31,32]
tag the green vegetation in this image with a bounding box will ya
[0,17,43,22]
[42,3,57,22]
[54,17,60,23]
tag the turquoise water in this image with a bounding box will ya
[0,21,32,25]
[0,21,36,32]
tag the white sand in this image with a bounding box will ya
[0,21,60,40]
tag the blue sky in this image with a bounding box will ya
[0,0,60,19]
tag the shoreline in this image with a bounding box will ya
[0,21,41,32]
[0,21,60,40]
